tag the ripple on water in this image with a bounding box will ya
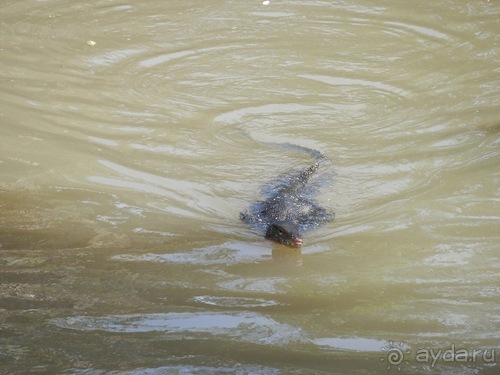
[51,312,394,352]
[51,312,305,346]
[313,337,390,352]
[218,277,288,294]
[422,244,476,267]
[192,295,282,308]
[70,365,281,375]
[112,241,270,265]
[299,74,412,99]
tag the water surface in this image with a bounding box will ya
[1,0,499,374]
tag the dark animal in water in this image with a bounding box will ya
[240,143,335,247]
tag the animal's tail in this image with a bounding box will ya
[262,142,329,164]
[279,142,328,163]
[262,142,330,190]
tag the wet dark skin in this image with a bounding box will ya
[240,145,335,247]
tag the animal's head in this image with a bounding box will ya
[265,223,303,247]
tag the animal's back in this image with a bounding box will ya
[240,143,334,246]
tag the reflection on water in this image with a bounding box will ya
[313,337,390,352]
[1,0,499,373]
[70,365,282,375]
[272,246,304,267]
[112,241,271,265]
[51,311,306,345]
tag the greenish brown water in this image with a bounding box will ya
[1,0,499,374]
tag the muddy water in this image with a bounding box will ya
[1,0,499,374]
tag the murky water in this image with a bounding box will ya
[1,0,499,374]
